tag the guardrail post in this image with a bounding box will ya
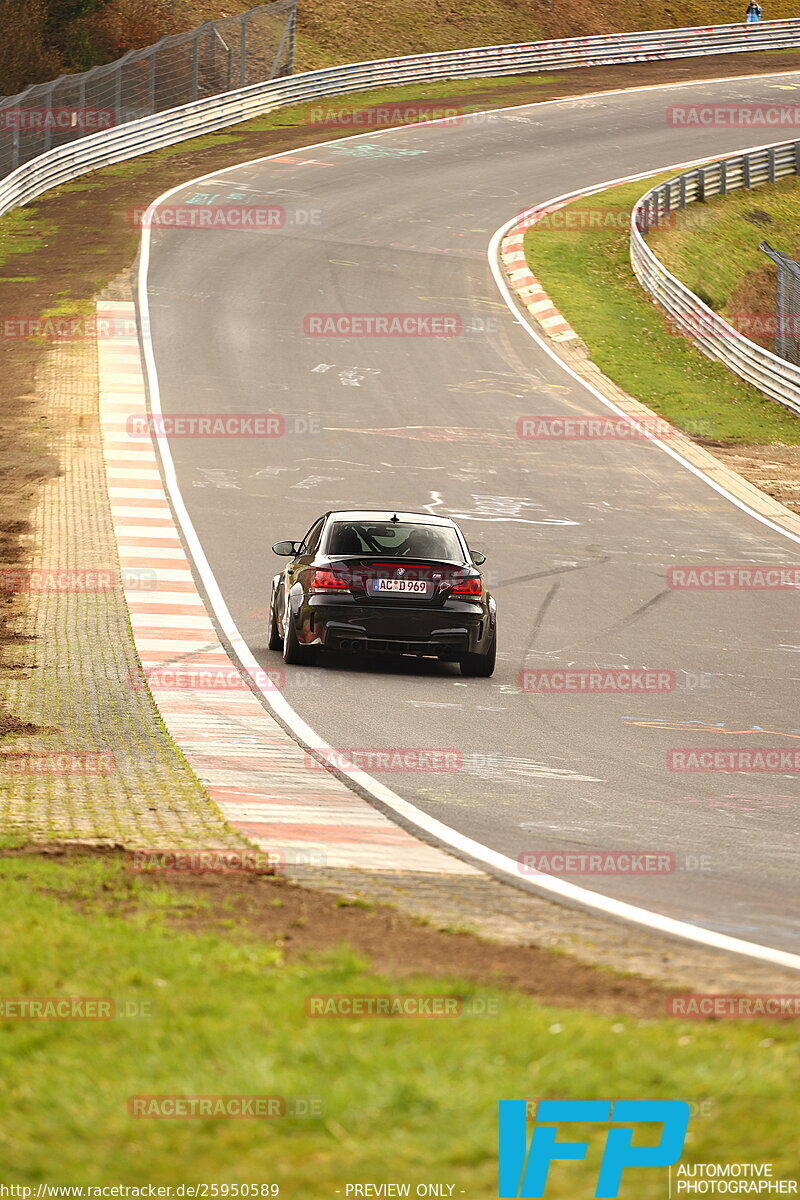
[795,140,800,175]
[768,146,776,183]
[720,158,727,196]
[697,168,705,202]
[743,156,751,189]
[679,174,686,208]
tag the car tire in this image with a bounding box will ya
[460,632,496,678]
[282,606,315,665]
[267,587,283,651]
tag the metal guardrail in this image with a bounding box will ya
[0,0,297,180]
[631,141,800,416]
[3,19,800,224]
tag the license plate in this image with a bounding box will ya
[368,578,431,596]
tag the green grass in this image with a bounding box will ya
[523,176,800,444]
[0,852,798,1191]
[649,173,800,313]
[289,0,800,73]
[0,207,57,271]
[225,75,559,133]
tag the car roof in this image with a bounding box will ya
[324,510,456,526]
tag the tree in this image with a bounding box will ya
[0,0,60,96]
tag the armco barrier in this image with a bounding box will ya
[3,20,800,222]
[0,0,297,179]
[631,142,800,417]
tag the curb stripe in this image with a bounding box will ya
[500,218,580,342]
[98,298,477,878]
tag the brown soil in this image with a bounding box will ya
[2,51,800,731]
[10,844,674,1016]
[727,258,788,355]
[707,440,800,510]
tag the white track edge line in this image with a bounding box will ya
[490,173,800,544]
[135,81,800,971]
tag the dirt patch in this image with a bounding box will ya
[9,844,674,1016]
[2,51,800,730]
[727,259,782,352]
[707,440,800,511]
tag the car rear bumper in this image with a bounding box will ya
[299,596,493,658]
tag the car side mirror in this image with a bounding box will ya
[272,540,300,556]
[470,550,487,566]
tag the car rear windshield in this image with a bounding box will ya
[324,521,465,561]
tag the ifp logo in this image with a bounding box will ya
[498,1099,690,1197]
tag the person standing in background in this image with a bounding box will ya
[745,0,763,22]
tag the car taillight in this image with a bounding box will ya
[451,576,482,598]
[310,569,351,594]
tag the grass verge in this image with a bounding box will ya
[0,850,798,1190]
[649,172,800,351]
[523,176,800,445]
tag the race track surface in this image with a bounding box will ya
[142,72,800,952]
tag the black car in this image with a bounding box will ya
[268,509,496,676]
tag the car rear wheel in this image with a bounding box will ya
[282,607,315,665]
[460,632,496,678]
[267,588,283,651]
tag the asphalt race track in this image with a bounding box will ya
[141,72,800,953]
